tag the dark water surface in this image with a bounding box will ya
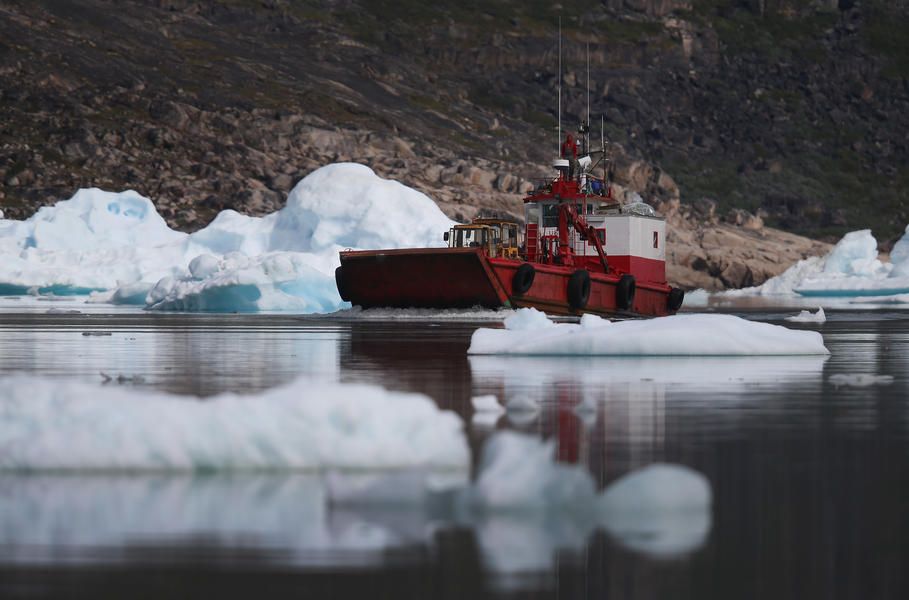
[0,306,907,599]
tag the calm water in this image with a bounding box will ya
[0,301,907,599]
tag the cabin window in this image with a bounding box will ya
[525,203,540,226]
[653,231,659,249]
[542,203,559,228]
[597,229,606,244]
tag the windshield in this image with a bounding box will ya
[452,228,487,248]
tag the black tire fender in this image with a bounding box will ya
[668,287,685,312]
[616,274,636,310]
[512,263,536,296]
[567,269,591,310]
[335,266,350,301]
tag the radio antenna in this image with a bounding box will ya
[601,114,606,185]
[557,16,562,156]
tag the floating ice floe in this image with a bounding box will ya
[468,308,829,356]
[725,227,909,298]
[828,373,895,388]
[0,375,468,471]
[0,163,455,312]
[471,394,505,414]
[785,307,826,323]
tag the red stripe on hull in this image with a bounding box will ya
[605,255,666,284]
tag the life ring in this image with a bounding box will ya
[616,274,636,310]
[512,264,536,296]
[335,266,350,301]
[567,270,591,309]
[668,287,685,312]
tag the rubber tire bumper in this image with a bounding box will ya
[567,270,591,310]
[668,287,685,312]
[616,274,636,310]
[335,266,350,301]
[512,264,536,296]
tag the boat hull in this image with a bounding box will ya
[338,249,677,317]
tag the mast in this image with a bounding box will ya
[586,41,590,154]
[557,17,562,156]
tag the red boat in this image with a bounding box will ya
[335,135,684,318]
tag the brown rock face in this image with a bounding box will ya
[0,0,866,289]
[659,199,830,290]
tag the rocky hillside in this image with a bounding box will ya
[1,0,905,288]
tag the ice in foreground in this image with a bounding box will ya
[0,431,712,574]
[785,307,826,323]
[0,375,468,471]
[725,227,909,297]
[468,308,829,356]
[0,163,454,312]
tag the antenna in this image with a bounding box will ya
[557,16,561,156]
[601,114,606,186]
[586,41,590,134]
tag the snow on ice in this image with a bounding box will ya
[0,163,455,312]
[468,308,829,356]
[785,307,826,323]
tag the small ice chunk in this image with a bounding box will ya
[579,313,611,329]
[828,373,894,388]
[472,395,504,413]
[503,307,555,331]
[785,307,826,323]
[683,289,710,307]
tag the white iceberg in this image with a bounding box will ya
[785,307,826,323]
[727,227,909,298]
[0,375,468,472]
[468,308,829,356]
[0,163,455,312]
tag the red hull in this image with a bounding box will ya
[338,248,677,317]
